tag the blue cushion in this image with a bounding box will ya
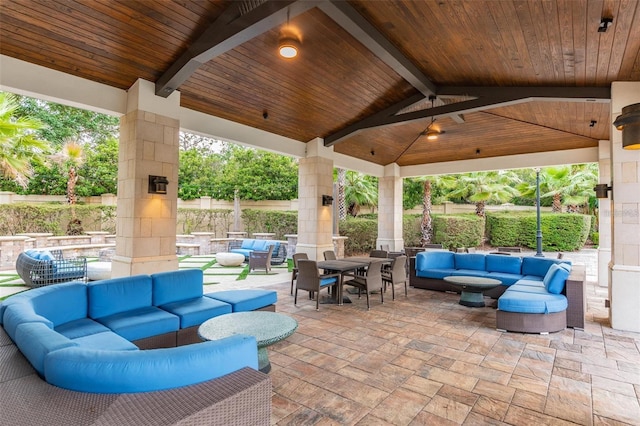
[320,277,337,287]
[416,268,455,279]
[543,264,570,294]
[25,249,41,259]
[72,331,138,351]
[521,257,559,277]
[454,254,486,271]
[451,269,490,278]
[161,297,232,328]
[44,335,259,393]
[96,306,179,341]
[2,303,54,341]
[151,269,204,306]
[229,248,252,258]
[39,250,55,262]
[521,275,545,282]
[88,275,152,319]
[252,240,268,251]
[27,282,88,327]
[240,239,254,249]
[506,283,549,294]
[14,322,78,375]
[55,318,110,339]
[486,272,523,286]
[205,289,277,312]
[416,251,454,270]
[498,291,567,314]
[486,254,522,274]
[513,279,546,288]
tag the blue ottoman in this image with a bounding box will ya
[205,290,277,312]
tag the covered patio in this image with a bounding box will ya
[0,1,639,423]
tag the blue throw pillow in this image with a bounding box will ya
[543,264,570,294]
[39,250,55,261]
[25,249,41,259]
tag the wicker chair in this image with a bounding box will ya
[343,261,384,310]
[290,252,308,295]
[369,249,388,258]
[382,255,407,299]
[294,260,339,311]
[248,245,274,273]
[323,250,337,260]
[16,250,87,288]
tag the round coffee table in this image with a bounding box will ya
[215,252,245,266]
[198,311,297,373]
[443,275,502,307]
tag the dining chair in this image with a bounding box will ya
[323,250,337,260]
[382,255,407,300]
[248,245,274,273]
[369,249,388,258]
[294,260,340,311]
[380,244,390,252]
[343,261,384,310]
[290,252,309,295]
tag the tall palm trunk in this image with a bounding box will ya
[337,168,346,220]
[420,180,432,246]
[475,200,485,218]
[552,193,562,212]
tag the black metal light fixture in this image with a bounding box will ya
[598,17,613,32]
[594,183,613,199]
[148,175,169,194]
[613,102,640,150]
[322,195,333,206]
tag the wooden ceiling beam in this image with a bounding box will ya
[318,0,437,97]
[325,86,611,145]
[155,0,319,97]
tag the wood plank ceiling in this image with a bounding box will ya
[1,0,639,167]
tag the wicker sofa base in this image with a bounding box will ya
[496,310,566,334]
[0,327,271,426]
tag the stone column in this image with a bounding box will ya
[609,81,640,333]
[377,163,404,251]
[111,79,180,277]
[296,138,334,261]
[597,140,612,287]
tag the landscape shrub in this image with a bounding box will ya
[432,214,484,250]
[178,208,233,236]
[241,209,297,240]
[339,217,377,256]
[486,211,591,251]
[403,214,422,247]
[0,204,115,235]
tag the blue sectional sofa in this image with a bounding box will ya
[228,238,287,264]
[0,269,278,393]
[410,251,586,333]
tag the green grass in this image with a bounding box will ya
[236,265,250,281]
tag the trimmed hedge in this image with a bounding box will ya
[432,214,484,250]
[339,217,377,256]
[486,211,591,251]
[0,204,116,235]
[241,209,297,240]
[178,208,233,235]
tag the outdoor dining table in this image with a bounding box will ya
[317,257,393,305]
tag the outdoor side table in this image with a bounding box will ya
[443,275,502,307]
[198,311,297,373]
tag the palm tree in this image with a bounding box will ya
[448,171,520,217]
[0,92,48,186]
[53,140,85,234]
[415,175,456,245]
[344,171,377,217]
[518,165,597,213]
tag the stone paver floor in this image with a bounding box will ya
[2,250,639,425]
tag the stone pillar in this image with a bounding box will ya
[112,79,180,277]
[191,232,215,255]
[597,140,612,287]
[377,163,404,251]
[609,81,640,333]
[296,138,334,261]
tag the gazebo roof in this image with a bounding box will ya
[2,0,638,167]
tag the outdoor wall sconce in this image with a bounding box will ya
[594,183,613,199]
[613,102,640,150]
[322,195,333,206]
[148,175,169,194]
